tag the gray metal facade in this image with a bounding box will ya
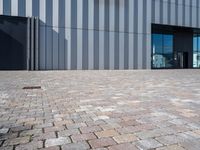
[0,0,200,70]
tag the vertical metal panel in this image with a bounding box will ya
[151,0,155,23]
[52,0,59,69]
[35,17,39,70]
[198,0,200,28]
[27,17,30,70]
[109,0,115,70]
[18,0,25,16]
[114,0,119,69]
[31,17,34,70]
[39,0,46,70]
[46,0,53,69]
[99,0,104,69]
[65,0,71,69]
[88,0,94,69]
[3,0,11,15]
[129,34,134,69]
[77,0,83,70]
[178,0,183,26]
[192,0,197,27]
[104,0,109,69]
[94,0,99,70]
[124,0,129,69]
[128,0,134,69]
[32,0,39,17]
[40,26,46,70]
[137,0,144,69]
[58,0,65,69]
[82,0,88,69]
[170,0,176,25]
[119,0,124,69]
[71,0,77,69]
[155,0,160,23]
[163,0,168,24]
[185,0,190,26]
[146,0,152,69]
[142,0,147,69]
[26,0,32,17]
[0,0,3,15]
[11,0,18,16]
[175,0,178,25]
[134,0,138,69]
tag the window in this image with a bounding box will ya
[193,34,200,68]
[152,34,173,68]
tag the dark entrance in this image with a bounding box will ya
[176,52,188,68]
[152,24,194,69]
[0,15,28,70]
[173,28,193,69]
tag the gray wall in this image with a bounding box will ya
[0,0,200,70]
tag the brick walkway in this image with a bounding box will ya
[0,70,200,150]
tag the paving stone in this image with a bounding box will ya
[156,135,184,145]
[119,120,139,127]
[180,140,200,150]
[66,123,87,129]
[95,129,119,138]
[58,129,80,137]
[0,133,18,141]
[71,133,96,142]
[136,139,163,150]
[177,132,200,141]
[15,141,43,150]
[44,126,65,133]
[100,123,121,130]
[108,143,138,150]
[0,140,3,146]
[45,137,71,147]
[54,120,73,126]
[156,145,185,150]
[0,146,14,150]
[33,132,57,141]
[3,136,30,146]
[34,122,53,129]
[93,116,110,121]
[113,134,138,144]
[89,137,117,149]
[62,141,90,150]
[80,125,102,133]
[40,146,60,150]
[10,125,32,133]
[0,128,9,134]
[20,129,42,136]
[93,148,108,150]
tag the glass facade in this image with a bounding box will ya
[193,34,200,68]
[152,34,173,68]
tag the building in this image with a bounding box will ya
[0,0,200,70]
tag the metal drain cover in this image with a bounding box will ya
[23,86,41,90]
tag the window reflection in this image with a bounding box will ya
[152,34,173,68]
[193,34,200,68]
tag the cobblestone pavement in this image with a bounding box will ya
[0,70,200,150]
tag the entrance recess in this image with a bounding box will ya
[0,16,27,70]
[0,15,39,70]
[152,24,194,69]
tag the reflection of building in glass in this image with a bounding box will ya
[193,34,200,68]
[152,34,173,69]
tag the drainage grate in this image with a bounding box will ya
[23,86,41,90]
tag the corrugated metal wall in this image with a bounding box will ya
[0,0,200,70]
